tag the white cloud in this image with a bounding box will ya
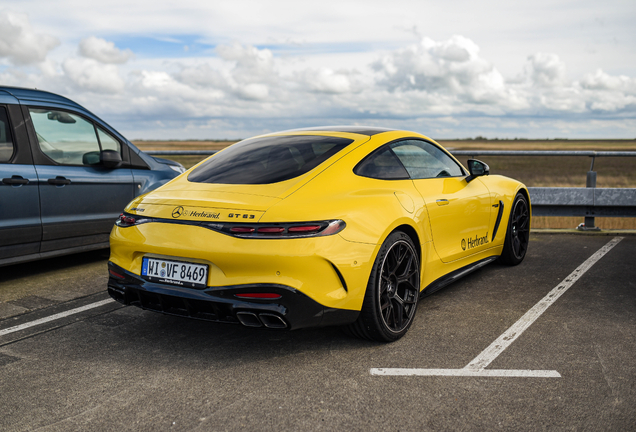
[139,70,173,89]
[371,35,531,111]
[580,69,636,93]
[1,6,635,139]
[525,53,567,87]
[577,69,636,112]
[0,11,59,65]
[236,83,269,100]
[295,68,360,94]
[586,92,636,112]
[174,64,225,89]
[62,58,125,93]
[216,42,276,84]
[78,36,133,64]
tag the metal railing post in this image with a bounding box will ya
[577,155,600,231]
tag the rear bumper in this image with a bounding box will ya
[109,222,378,312]
[107,262,359,330]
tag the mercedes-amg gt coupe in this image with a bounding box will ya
[107,126,530,341]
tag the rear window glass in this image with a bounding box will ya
[188,135,353,184]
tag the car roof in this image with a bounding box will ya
[279,126,396,136]
[0,86,84,110]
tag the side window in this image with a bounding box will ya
[97,127,121,153]
[391,140,464,179]
[0,106,14,163]
[354,146,410,180]
[28,108,120,166]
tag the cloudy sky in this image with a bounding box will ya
[1,0,635,140]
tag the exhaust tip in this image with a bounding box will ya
[259,313,288,329]
[236,312,262,327]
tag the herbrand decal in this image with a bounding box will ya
[461,232,489,250]
[171,206,220,220]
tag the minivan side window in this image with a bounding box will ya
[97,127,121,153]
[28,108,121,166]
[0,107,14,163]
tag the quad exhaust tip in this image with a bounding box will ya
[236,311,288,329]
[259,313,287,329]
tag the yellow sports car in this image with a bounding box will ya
[108,127,530,341]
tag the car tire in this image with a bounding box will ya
[499,192,530,266]
[347,231,420,342]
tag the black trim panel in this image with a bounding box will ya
[108,262,359,330]
[492,200,504,241]
[5,104,34,165]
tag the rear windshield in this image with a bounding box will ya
[188,135,354,184]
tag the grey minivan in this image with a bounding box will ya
[0,86,185,266]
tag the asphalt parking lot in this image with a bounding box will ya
[0,233,635,431]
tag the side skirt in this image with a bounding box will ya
[420,255,499,298]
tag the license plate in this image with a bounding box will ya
[141,257,208,289]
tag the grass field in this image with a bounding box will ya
[134,139,636,230]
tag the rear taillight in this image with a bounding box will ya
[287,225,322,233]
[230,226,255,233]
[257,227,285,234]
[116,213,150,227]
[108,269,126,279]
[116,213,135,227]
[115,212,345,238]
[208,220,346,239]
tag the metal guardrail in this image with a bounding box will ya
[450,150,636,230]
[147,149,636,230]
[449,150,636,172]
[528,187,636,216]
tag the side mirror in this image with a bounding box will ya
[100,150,122,169]
[82,151,101,165]
[466,159,489,183]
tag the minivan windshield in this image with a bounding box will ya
[188,135,353,184]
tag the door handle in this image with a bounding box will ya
[436,199,449,206]
[48,176,71,186]
[2,176,29,185]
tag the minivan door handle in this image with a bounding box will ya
[47,176,71,186]
[436,199,449,206]
[2,176,29,185]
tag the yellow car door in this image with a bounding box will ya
[390,140,492,263]
[414,177,491,262]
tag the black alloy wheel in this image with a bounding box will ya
[500,193,530,265]
[346,231,420,342]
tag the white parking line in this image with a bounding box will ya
[0,298,115,337]
[370,368,561,378]
[371,236,624,377]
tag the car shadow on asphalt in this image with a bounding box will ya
[83,304,391,370]
[0,248,110,284]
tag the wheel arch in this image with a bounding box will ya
[391,223,422,266]
[516,186,532,227]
